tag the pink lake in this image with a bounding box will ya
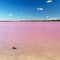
[0,22,60,60]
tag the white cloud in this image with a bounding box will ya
[8,13,13,16]
[46,0,52,3]
[34,18,37,20]
[46,16,49,18]
[50,17,57,20]
[37,8,44,11]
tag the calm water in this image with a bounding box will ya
[0,22,60,60]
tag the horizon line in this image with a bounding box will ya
[0,19,60,22]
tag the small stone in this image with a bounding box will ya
[12,47,17,50]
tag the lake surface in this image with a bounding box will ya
[0,22,60,60]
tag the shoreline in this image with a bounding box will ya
[0,20,60,22]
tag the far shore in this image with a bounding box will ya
[0,20,60,22]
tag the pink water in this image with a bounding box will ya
[0,22,60,60]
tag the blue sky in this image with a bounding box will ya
[0,0,60,20]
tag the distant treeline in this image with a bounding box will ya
[18,19,60,22]
[0,19,60,22]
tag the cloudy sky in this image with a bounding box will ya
[0,0,60,20]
